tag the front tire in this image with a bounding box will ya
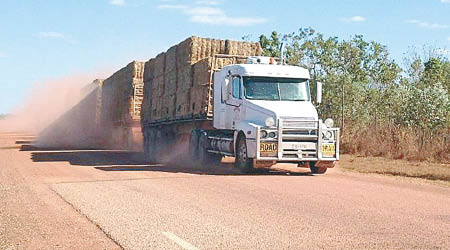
[310,161,327,174]
[235,135,255,173]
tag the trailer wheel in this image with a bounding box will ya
[189,130,200,162]
[144,129,155,162]
[198,132,222,167]
[309,161,327,174]
[235,135,255,173]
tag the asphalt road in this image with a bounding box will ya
[1,133,449,249]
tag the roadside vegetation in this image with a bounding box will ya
[257,28,449,163]
[339,155,450,184]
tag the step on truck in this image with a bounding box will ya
[141,37,339,174]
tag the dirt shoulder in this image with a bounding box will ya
[338,154,450,185]
[0,135,121,250]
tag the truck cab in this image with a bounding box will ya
[205,56,339,173]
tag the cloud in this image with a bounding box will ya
[109,0,125,6]
[340,16,366,23]
[190,14,266,26]
[34,32,65,38]
[406,19,449,29]
[33,32,76,44]
[186,7,224,16]
[441,0,450,3]
[157,4,187,9]
[448,36,450,42]
[157,4,267,26]
[0,52,6,58]
[195,0,221,5]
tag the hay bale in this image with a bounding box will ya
[176,65,193,91]
[141,78,152,125]
[193,58,211,88]
[151,75,165,98]
[164,70,177,96]
[143,59,155,82]
[154,53,166,77]
[192,57,236,87]
[175,90,191,118]
[225,40,263,56]
[165,45,177,73]
[161,94,176,120]
[175,36,229,67]
[190,86,210,116]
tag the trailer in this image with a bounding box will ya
[101,61,145,150]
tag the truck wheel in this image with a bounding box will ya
[235,135,255,173]
[198,132,222,166]
[144,129,154,162]
[189,130,200,162]
[309,162,327,174]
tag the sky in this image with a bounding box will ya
[0,0,449,113]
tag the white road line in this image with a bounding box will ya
[162,231,200,250]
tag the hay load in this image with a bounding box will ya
[101,60,145,150]
[142,36,262,125]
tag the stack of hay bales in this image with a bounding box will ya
[141,36,262,125]
[101,60,145,149]
[93,79,104,127]
[101,60,145,127]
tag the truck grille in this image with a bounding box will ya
[281,117,317,128]
[281,118,318,141]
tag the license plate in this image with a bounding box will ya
[260,142,278,153]
[321,144,335,157]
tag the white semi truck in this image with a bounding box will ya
[190,56,339,173]
[142,37,339,174]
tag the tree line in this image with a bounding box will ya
[257,28,449,162]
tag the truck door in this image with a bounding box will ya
[225,75,243,129]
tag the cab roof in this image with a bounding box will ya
[222,64,310,79]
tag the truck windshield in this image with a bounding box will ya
[243,77,311,101]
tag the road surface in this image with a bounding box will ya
[1,133,449,249]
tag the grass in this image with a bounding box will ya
[339,154,450,183]
[340,125,450,163]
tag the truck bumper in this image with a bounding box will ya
[253,119,340,163]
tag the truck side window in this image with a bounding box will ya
[232,77,241,99]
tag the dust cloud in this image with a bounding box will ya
[0,72,110,149]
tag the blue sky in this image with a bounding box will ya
[0,0,449,113]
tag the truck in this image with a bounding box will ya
[142,37,339,174]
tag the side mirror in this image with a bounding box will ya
[316,81,322,104]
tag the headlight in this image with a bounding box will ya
[261,130,268,138]
[268,131,277,138]
[324,118,334,128]
[265,117,275,127]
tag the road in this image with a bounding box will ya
[1,133,449,249]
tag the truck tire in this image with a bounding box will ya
[147,129,156,162]
[198,132,222,167]
[189,130,200,162]
[309,161,327,174]
[143,130,151,161]
[235,134,255,173]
